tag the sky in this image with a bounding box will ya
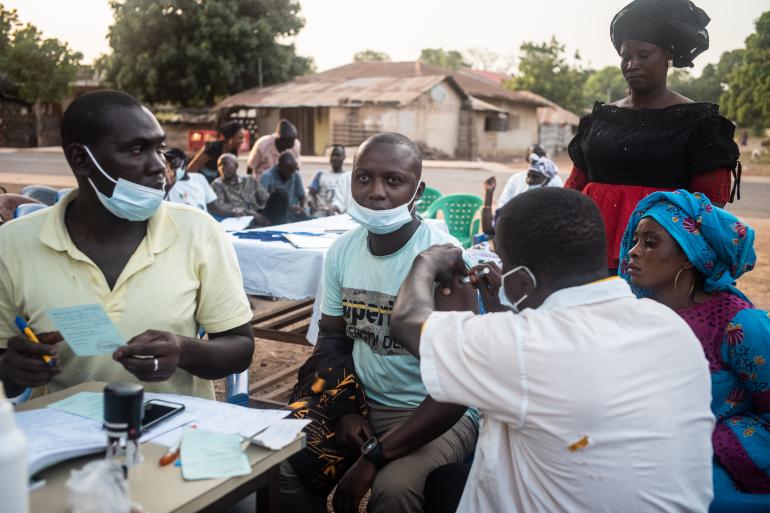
[4,0,770,76]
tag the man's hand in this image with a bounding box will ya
[245,211,270,226]
[467,262,505,312]
[288,205,304,215]
[332,457,378,513]
[334,413,373,455]
[0,332,62,388]
[483,176,496,192]
[113,330,187,382]
[416,244,468,293]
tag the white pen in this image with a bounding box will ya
[461,267,490,284]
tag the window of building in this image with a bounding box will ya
[485,113,509,132]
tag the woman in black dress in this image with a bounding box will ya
[566,0,740,273]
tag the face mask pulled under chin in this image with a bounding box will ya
[498,265,537,313]
[82,145,165,222]
[347,183,421,235]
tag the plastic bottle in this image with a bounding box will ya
[0,382,29,513]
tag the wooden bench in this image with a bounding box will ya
[248,299,314,405]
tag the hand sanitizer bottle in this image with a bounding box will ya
[0,382,29,513]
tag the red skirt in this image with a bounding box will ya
[582,182,675,270]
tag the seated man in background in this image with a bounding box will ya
[163,147,230,218]
[308,144,350,216]
[281,132,478,513]
[211,153,289,227]
[0,90,255,400]
[391,187,715,513]
[260,151,310,223]
[187,121,246,183]
[247,119,301,176]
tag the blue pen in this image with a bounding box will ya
[14,316,55,366]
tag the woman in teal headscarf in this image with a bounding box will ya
[618,190,770,501]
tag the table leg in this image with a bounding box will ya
[256,466,281,513]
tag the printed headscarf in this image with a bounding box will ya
[618,190,755,300]
[528,154,559,180]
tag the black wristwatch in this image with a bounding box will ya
[361,436,387,468]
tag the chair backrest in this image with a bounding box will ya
[56,188,74,203]
[0,194,41,223]
[14,203,48,218]
[21,185,59,206]
[425,193,484,248]
[415,186,443,215]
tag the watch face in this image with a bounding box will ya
[362,438,377,454]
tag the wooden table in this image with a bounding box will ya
[17,382,305,513]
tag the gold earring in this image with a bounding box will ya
[674,268,683,291]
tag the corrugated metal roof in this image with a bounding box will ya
[514,90,581,126]
[218,73,449,109]
[217,61,549,110]
[469,96,507,113]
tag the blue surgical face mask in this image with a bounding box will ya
[347,182,421,235]
[83,145,165,222]
[175,167,185,181]
[498,265,537,313]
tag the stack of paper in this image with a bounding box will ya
[15,409,106,476]
[282,233,338,249]
[180,429,251,480]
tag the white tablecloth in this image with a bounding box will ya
[231,214,448,344]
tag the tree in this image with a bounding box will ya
[506,36,587,114]
[583,66,627,105]
[353,49,390,63]
[0,5,81,103]
[418,48,468,70]
[0,3,82,144]
[721,11,770,131]
[464,47,515,74]
[100,0,313,107]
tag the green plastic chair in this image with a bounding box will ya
[425,193,484,248]
[415,186,443,215]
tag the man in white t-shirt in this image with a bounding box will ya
[163,148,231,217]
[308,144,351,216]
[391,187,715,513]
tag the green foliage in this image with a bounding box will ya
[418,48,468,70]
[721,11,770,130]
[505,36,588,114]
[100,0,313,107]
[353,49,390,62]
[0,3,82,103]
[582,66,627,105]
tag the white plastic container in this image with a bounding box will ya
[0,382,29,513]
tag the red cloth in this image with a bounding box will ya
[689,168,732,204]
[583,181,674,269]
[567,166,733,269]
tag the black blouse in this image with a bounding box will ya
[568,102,739,189]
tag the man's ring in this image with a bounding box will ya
[153,358,159,372]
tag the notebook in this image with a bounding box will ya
[14,408,106,476]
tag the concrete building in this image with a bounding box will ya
[217,61,549,161]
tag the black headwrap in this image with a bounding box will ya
[611,0,710,68]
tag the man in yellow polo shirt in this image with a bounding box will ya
[0,90,254,400]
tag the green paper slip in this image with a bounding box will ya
[47,304,125,356]
[180,429,251,480]
[47,391,104,421]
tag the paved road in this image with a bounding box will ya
[1,150,768,219]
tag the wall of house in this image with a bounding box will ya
[473,100,540,161]
[324,81,462,157]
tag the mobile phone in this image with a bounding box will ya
[142,399,185,432]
